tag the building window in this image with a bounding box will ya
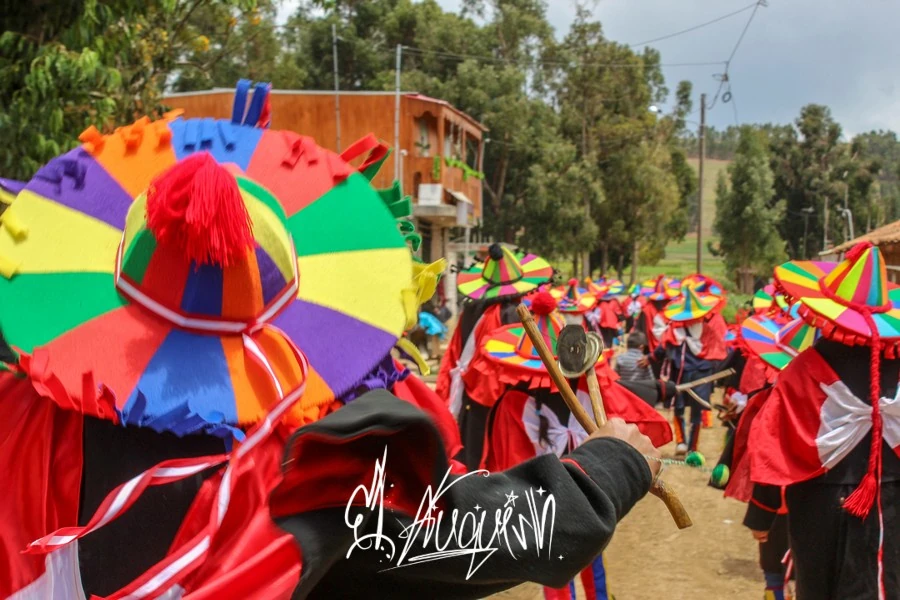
[443,121,452,157]
[466,135,479,170]
[414,115,435,157]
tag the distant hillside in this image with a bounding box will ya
[687,157,729,238]
[636,158,730,283]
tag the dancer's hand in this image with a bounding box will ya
[590,417,661,479]
[750,529,769,543]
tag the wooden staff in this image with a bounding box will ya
[585,369,607,426]
[674,368,735,392]
[675,368,736,410]
[517,304,692,530]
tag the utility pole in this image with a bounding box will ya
[697,93,706,273]
[332,23,341,152]
[802,207,814,259]
[394,44,402,181]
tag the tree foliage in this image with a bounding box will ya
[1,0,260,181]
[712,127,785,290]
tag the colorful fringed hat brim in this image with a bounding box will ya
[776,260,900,347]
[456,253,553,300]
[482,323,605,389]
[0,110,413,435]
[773,261,835,303]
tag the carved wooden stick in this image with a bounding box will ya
[516,304,693,530]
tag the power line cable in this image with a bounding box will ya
[627,2,759,48]
[726,0,766,66]
[705,1,765,113]
[400,45,725,69]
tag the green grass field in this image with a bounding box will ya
[635,158,730,283]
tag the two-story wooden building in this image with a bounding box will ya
[162,88,487,311]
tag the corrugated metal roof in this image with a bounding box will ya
[830,220,900,254]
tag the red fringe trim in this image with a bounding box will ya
[17,349,120,424]
[280,132,354,183]
[797,304,900,357]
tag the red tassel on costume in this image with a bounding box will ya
[844,471,877,518]
[146,152,254,267]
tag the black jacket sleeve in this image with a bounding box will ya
[277,390,652,599]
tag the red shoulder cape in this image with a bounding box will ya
[749,349,900,486]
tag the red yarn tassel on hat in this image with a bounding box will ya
[843,321,883,519]
[845,240,873,264]
[146,152,254,267]
[531,291,557,316]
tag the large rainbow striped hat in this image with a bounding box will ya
[483,292,602,380]
[774,242,900,346]
[663,286,721,324]
[0,82,426,437]
[456,243,553,300]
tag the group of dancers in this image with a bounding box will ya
[0,78,896,599]
[0,82,661,599]
[709,245,900,600]
[439,251,736,598]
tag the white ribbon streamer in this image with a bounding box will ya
[521,391,592,457]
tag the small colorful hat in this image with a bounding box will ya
[585,277,604,296]
[682,273,724,296]
[593,278,625,300]
[456,243,553,300]
[0,85,423,437]
[644,275,680,301]
[752,284,789,315]
[552,278,597,313]
[774,242,900,347]
[740,312,819,371]
[638,278,656,296]
[663,286,721,324]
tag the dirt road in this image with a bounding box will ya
[489,411,762,599]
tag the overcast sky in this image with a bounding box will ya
[437,0,900,137]
[280,1,900,137]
